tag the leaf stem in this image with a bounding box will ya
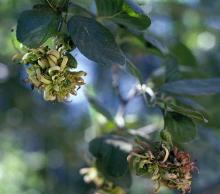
[96,11,123,21]
[57,0,70,32]
[46,0,57,12]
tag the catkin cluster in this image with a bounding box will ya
[128,141,197,194]
[21,46,86,102]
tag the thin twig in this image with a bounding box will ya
[112,65,138,129]
[96,11,122,21]
[64,0,70,23]
[46,0,57,12]
[112,65,127,105]
[57,0,70,32]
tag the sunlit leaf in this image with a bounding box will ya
[110,1,151,31]
[112,12,151,31]
[95,0,123,16]
[124,0,144,14]
[97,0,151,31]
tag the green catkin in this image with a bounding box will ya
[21,46,86,102]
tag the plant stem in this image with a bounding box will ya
[96,11,122,21]
[46,0,57,12]
[112,65,138,129]
[57,0,70,32]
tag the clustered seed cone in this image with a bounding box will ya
[127,141,198,194]
[21,46,86,102]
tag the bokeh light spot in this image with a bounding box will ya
[197,32,216,50]
[0,63,9,82]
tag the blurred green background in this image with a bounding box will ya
[1,0,220,194]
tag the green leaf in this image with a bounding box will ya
[70,0,93,11]
[144,37,164,57]
[96,0,151,32]
[125,60,143,83]
[112,12,151,31]
[48,0,69,8]
[131,157,148,176]
[160,78,220,95]
[109,1,151,32]
[119,36,146,56]
[16,9,61,48]
[162,56,181,82]
[87,96,114,121]
[171,42,197,66]
[95,0,123,16]
[123,60,148,103]
[165,112,197,143]
[160,130,173,145]
[67,16,126,66]
[68,1,95,17]
[124,0,144,14]
[37,0,69,9]
[32,3,50,10]
[175,96,205,112]
[89,135,132,188]
[119,32,164,57]
[165,103,208,123]
[31,0,44,4]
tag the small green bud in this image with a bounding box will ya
[22,52,37,64]
[160,130,172,145]
[66,53,77,68]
